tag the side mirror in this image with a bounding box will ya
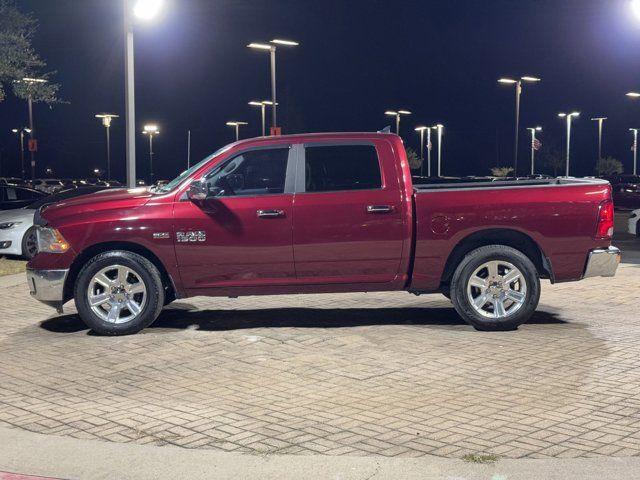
[187,181,208,201]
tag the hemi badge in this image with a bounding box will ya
[153,232,170,239]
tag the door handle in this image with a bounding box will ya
[366,205,393,214]
[257,209,285,218]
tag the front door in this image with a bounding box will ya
[173,146,296,291]
[292,141,408,285]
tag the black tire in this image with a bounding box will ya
[636,221,640,238]
[74,251,165,335]
[21,226,39,259]
[450,245,540,331]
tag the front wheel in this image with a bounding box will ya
[74,251,165,335]
[22,226,39,259]
[450,245,540,331]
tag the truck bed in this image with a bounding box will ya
[409,177,612,291]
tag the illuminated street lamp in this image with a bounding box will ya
[631,0,640,20]
[590,117,607,162]
[142,124,159,184]
[630,128,639,175]
[226,121,248,141]
[526,127,542,175]
[95,113,119,180]
[11,127,31,179]
[385,110,411,136]
[498,75,541,175]
[248,100,276,136]
[558,112,580,177]
[247,39,299,135]
[124,0,163,188]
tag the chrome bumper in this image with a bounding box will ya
[26,268,69,309]
[584,246,621,279]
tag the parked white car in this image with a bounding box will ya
[0,208,37,258]
[0,187,108,259]
[629,209,640,237]
[31,179,65,194]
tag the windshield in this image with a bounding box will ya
[154,144,234,193]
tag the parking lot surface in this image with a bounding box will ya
[1,261,640,459]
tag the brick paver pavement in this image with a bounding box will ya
[1,265,640,459]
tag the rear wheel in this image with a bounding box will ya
[74,251,164,335]
[450,245,540,331]
[21,226,38,259]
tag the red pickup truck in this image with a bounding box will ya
[27,132,620,335]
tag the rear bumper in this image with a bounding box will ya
[26,268,69,310]
[583,246,621,279]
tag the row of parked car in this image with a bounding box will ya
[0,176,123,194]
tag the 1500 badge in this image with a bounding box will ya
[177,231,206,243]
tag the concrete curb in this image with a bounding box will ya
[1,427,640,480]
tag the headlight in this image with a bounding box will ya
[37,227,70,254]
[631,212,638,219]
[0,222,20,229]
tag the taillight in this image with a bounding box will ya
[595,199,614,239]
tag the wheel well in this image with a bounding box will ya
[63,242,176,302]
[440,229,553,288]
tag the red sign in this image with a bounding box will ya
[270,126,282,136]
[28,139,38,152]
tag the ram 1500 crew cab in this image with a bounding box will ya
[26,133,620,335]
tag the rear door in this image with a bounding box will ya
[173,145,297,291]
[292,141,407,285]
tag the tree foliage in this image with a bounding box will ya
[542,148,565,177]
[490,166,514,177]
[0,0,61,103]
[595,156,624,176]
[405,147,423,171]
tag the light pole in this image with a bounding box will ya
[385,110,411,136]
[249,100,275,136]
[434,124,444,177]
[415,126,428,176]
[226,121,248,141]
[95,113,119,180]
[590,117,607,162]
[558,112,580,177]
[498,76,541,175]
[526,127,542,175]
[18,77,47,179]
[124,0,163,188]
[142,124,159,184]
[247,39,298,135]
[11,128,31,179]
[631,128,639,175]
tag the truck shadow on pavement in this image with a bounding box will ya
[39,305,566,334]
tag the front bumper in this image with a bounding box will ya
[583,246,621,279]
[26,268,69,311]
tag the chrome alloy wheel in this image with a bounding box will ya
[87,265,147,324]
[466,260,527,319]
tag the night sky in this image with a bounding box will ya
[2,0,640,181]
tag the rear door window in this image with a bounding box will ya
[304,145,382,192]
